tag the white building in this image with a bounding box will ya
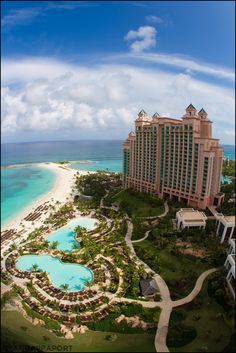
[176,208,207,229]
[216,215,235,243]
[225,238,235,299]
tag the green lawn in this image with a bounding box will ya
[1,310,155,352]
[134,240,211,300]
[168,282,234,352]
[113,189,164,218]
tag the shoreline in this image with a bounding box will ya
[1,160,99,169]
[1,163,90,232]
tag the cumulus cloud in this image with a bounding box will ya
[124,26,157,53]
[1,57,235,144]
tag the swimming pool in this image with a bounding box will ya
[47,217,97,252]
[221,175,232,184]
[16,254,94,292]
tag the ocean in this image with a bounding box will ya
[1,141,235,227]
[1,166,56,228]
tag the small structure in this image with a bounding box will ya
[139,278,159,296]
[225,238,235,299]
[176,208,207,229]
[77,193,93,201]
[216,215,235,243]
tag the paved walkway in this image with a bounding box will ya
[140,201,169,220]
[132,230,151,243]
[172,268,217,307]
[123,213,218,353]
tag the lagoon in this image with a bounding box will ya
[16,254,94,292]
[47,217,97,252]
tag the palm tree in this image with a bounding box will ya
[72,243,80,251]
[60,283,69,292]
[50,241,59,250]
[31,263,39,272]
[85,280,93,289]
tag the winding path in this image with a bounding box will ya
[123,211,217,352]
[172,268,217,308]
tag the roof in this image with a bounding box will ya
[139,279,159,296]
[224,215,235,224]
[135,110,149,122]
[186,103,196,111]
[177,208,207,222]
[152,112,160,118]
[138,109,147,117]
[199,108,207,114]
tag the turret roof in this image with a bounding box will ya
[199,108,207,114]
[186,103,196,110]
[152,112,160,118]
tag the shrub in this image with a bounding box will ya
[167,323,197,347]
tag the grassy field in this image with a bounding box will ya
[134,240,211,299]
[1,310,156,352]
[113,189,164,218]
[168,282,234,352]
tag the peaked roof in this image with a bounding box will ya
[199,108,207,114]
[186,103,196,111]
[139,279,159,296]
[152,112,160,118]
[138,109,147,117]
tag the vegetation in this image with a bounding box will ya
[1,310,156,352]
[168,280,234,352]
[112,188,164,218]
[222,160,235,177]
[1,289,18,309]
[44,203,74,228]
[217,178,235,215]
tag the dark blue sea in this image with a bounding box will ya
[1,141,234,167]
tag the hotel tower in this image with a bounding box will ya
[123,104,224,209]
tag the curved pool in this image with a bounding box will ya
[47,217,97,252]
[16,254,94,292]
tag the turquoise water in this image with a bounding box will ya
[1,141,234,226]
[16,254,93,292]
[47,217,97,252]
[70,159,122,173]
[221,175,232,184]
[1,166,56,228]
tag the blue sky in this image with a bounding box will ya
[1,1,235,143]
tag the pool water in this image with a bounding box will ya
[221,175,232,184]
[16,254,94,292]
[47,217,97,252]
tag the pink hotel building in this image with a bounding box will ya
[123,104,224,209]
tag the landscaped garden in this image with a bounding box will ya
[111,188,165,217]
[1,171,235,353]
[167,270,235,352]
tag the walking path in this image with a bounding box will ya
[132,230,150,243]
[140,201,169,220]
[172,268,217,307]
[124,212,217,352]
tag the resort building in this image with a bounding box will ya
[216,215,235,243]
[176,208,207,229]
[123,104,224,209]
[225,238,235,298]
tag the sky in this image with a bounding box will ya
[1,0,235,144]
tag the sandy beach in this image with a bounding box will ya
[1,162,90,233]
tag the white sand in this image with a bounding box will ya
[2,162,91,233]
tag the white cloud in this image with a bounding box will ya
[1,2,93,28]
[1,57,235,144]
[104,53,235,82]
[124,26,157,53]
[145,15,163,24]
